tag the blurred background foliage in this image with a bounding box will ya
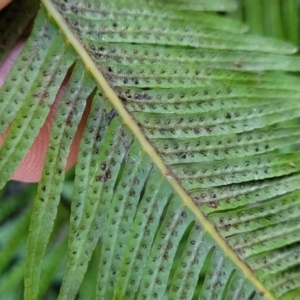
[231,0,299,45]
[1,0,300,299]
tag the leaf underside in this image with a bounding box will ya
[1,0,300,299]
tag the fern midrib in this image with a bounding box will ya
[42,0,274,298]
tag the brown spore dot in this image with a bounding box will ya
[226,113,231,119]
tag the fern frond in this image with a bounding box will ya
[1,0,300,299]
